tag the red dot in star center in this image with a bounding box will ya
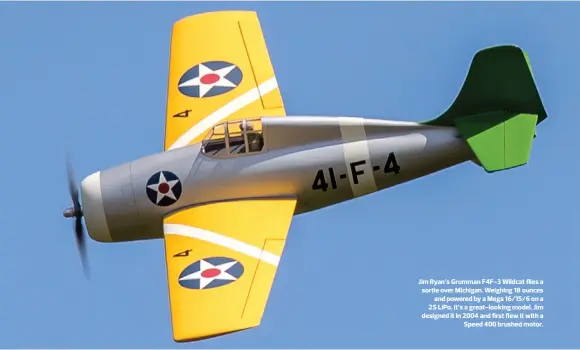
[158,183,170,194]
[200,73,220,85]
[201,268,221,278]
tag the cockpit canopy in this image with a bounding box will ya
[201,118,265,158]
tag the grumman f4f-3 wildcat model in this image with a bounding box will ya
[62,11,548,343]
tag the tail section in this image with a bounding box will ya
[424,45,548,173]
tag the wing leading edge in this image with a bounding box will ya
[163,199,296,342]
[164,11,286,151]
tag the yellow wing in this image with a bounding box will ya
[163,199,296,342]
[164,11,286,151]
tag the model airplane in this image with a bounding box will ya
[62,11,548,343]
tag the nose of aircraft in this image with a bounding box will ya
[81,171,113,242]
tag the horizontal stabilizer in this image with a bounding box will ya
[455,112,537,172]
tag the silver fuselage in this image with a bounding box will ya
[80,116,473,243]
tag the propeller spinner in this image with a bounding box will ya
[63,158,89,278]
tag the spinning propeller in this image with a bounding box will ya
[63,157,89,278]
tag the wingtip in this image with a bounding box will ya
[174,10,258,27]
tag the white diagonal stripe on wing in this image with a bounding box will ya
[164,223,280,266]
[167,77,279,151]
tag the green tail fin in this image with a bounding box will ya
[423,45,548,173]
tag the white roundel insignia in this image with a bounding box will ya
[146,171,182,207]
[178,61,243,98]
[178,257,244,290]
